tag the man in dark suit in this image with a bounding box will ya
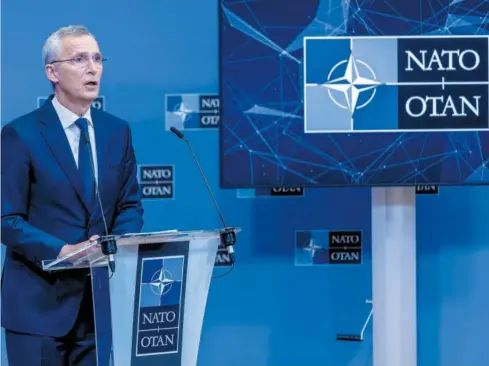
[1,25,144,365]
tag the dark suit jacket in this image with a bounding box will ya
[1,95,144,337]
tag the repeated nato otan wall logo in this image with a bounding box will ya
[138,165,175,200]
[304,36,489,133]
[38,96,105,110]
[236,187,305,199]
[135,165,231,268]
[295,230,362,266]
[165,94,220,131]
[135,256,185,357]
[215,246,233,266]
[416,185,439,195]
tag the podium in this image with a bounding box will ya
[42,228,240,366]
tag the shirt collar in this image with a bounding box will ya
[52,95,93,130]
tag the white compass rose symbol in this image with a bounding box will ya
[149,268,174,297]
[321,54,381,113]
[303,239,321,259]
[172,102,193,123]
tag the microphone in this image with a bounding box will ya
[80,129,117,273]
[169,126,236,261]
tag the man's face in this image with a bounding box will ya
[47,35,103,103]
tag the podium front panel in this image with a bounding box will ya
[90,237,220,366]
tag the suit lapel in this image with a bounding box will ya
[38,97,90,212]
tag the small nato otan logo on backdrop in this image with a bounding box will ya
[165,94,220,131]
[214,245,232,267]
[37,96,105,110]
[295,229,362,266]
[303,35,489,133]
[137,165,175,200]
[416,185,439,195]
[236,187,305,199]
[136,256,185,357]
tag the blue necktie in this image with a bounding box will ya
[75,118,95,207]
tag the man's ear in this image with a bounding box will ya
[45,64,59,84]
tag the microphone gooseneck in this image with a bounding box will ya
[169,126,236,262]
[81,130,117,273]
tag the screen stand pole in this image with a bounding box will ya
[371,187,416,366]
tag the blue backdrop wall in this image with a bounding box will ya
[1,1,489,366]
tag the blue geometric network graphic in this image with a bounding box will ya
[219,0,489,187]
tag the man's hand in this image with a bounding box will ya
[58,235,100,262]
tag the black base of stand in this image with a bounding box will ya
[336,334,363,341]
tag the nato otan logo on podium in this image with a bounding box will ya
[165,94,220,131]
[303,35,489,133]
[37,96,105,110]
[138,165,175,200]
[295,229,362,266]
[136,256,185,356]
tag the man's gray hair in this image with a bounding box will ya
[42,25,93,65]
